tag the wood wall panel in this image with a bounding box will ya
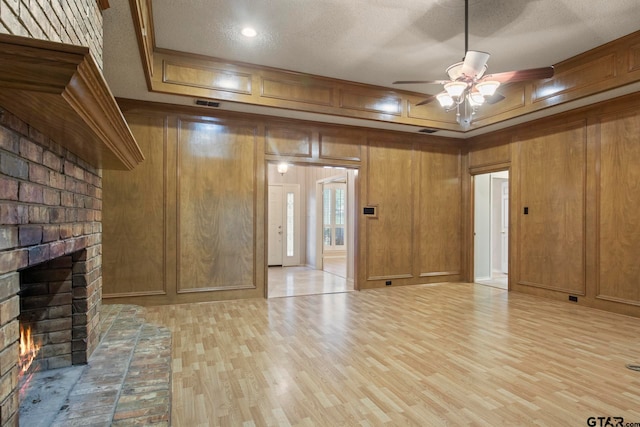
[533,54,616,104]
[103,113,166,297]
[516,122,586,294]
[339,91,401,116]
[406,102,458,125]
[261,78,333,106]
[177,118,257,292]
[629,43,640,72]
[468,139,511,169]
[265,126,312,157]
[418,147,461,276]
[163,60,252,94]
[597,111,640,305]
[365,139,414,280]
[319,131,363,161]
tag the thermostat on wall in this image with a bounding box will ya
[363,206,377,217]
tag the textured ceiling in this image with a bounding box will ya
[103,0,640,137]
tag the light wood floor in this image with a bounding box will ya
[144,283,640,426]
[268,265,351,298]
[322,256,347,278]
[475,273,508,290]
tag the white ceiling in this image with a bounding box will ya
[103,0,640,138]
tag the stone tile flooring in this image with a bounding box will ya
[20,304,172,426]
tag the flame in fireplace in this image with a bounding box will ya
[19,325,40,375]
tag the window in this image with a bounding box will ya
[323,182,346,251]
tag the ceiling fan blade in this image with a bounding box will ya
[485,93,505,104]
[393,80,448,85]
[415,95,437,106]
[484,66,554,83]
[460,50,490,78]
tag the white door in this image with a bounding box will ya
[268,185,283,266]
[501,181,509,273]
[268,184,301,266]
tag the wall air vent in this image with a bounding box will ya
[418,128,438,134]
[195,99,220,108]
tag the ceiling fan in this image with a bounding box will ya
[393,0,554,127]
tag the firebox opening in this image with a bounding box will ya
[18,249,88,379]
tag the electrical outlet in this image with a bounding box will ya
[569,295,578,302]
[385,280,392,286]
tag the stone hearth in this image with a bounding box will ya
[19,304,171,426]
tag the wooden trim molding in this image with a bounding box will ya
[129,0,155,85]
[517,281,587,296]
[419,271,460,277]
[0,34,144,170]
[103,290,166,299]
[367,274,414,281]
[97,0,110,10]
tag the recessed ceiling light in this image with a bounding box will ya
[241,27,257,38]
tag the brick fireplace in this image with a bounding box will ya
[0,111,103,425]
[0,3,143,422]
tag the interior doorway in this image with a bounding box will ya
[318,176,347,279]
[473,170,509,290]
[266,163,357,298]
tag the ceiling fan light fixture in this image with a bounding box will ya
[436,92,454,108]
[444,81,467,99]
[468,91,485,106]
[476,80,500,97]
[446,62,464,80]
[391,0,552,129]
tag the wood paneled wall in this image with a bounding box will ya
[103,114,166,298]
[177,118,258,292]
[103,111,266,304]
[359,137,463,288]
[467,92,640,317]
[104,93,640,318]
[597,110,640,306]
[364,139,415,281]
[103,102,465,304]
[515,121,586,295]
[418,147,462,277]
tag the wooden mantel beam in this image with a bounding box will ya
[0,34,144,170]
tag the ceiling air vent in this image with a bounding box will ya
[195,99,220,108]
[418,128,438,134]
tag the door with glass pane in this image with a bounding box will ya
[323,182,347,252]
[268,184,300,267]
